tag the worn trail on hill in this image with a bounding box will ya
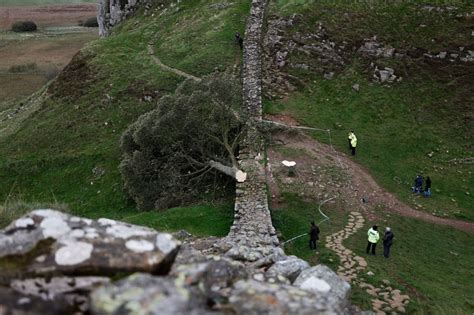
[266,115,472,313]
[267,115,474,234]
[326,212,410,314]
[147,43,201,82]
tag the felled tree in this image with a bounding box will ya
[120,73,244,210]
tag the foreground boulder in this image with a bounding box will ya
[90,273,212,315]
[0,209,180,280]
[266,255,310,282]
[294,265,351,308]
[0,287,72,315]
[228,279,347,314]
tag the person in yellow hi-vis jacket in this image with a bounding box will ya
[348,130,357,156]
[366,225,380,255]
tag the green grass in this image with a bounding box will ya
[272,192,344,268]
[265,65,473,221]
[273,194,474,313]
[273,0,473,51]
[265,0,474,222]
[121,203,233,237]
[0,0,95,6]
[150,0,249,76]
[0,0,247,230]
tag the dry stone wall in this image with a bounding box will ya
[222,0,280,263]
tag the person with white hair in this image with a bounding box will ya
[383,227,394,258]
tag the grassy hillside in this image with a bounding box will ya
[0,0,473,312]
[0,0,248,231]
[265,0,474,221]
[273,194,474,314]
[267,1,474,313]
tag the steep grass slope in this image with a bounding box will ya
[0,0,249,232]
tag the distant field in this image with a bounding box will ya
[0,30,98,102]
[0,0,95,6]
[0,3,97,29]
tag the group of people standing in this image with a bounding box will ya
[366,225,394,258]
[304,129,434,259]
[308,222,395,258]
[412,174,432,197]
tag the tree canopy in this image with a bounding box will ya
[120,73,243,210]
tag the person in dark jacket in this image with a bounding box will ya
[424,176,432,197]
[309,221,320,250]
[383,227,394,258]
[412,175,423,194]
[234,31,243,49]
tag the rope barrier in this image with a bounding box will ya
[281,196,335,246]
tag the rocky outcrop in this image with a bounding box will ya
[98,0,152,37]
[0,209,353,314]
[0,209,180,279]
[263,14,347,97]
[0,210,181,313]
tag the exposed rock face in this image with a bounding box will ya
[98,0,151,37]
[263,14,346,98]
[0,210,180,279]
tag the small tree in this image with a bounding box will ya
[11,21,37,32]
[81,17,99,28]
[120,73,244,210]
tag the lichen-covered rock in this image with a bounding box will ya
[0,287,73,315]
[0,210,180,279]
[10,277,109,312]
[228,279,346,314]
[90,273,213,315]
[294,265,351,308]
[266,255,310,282]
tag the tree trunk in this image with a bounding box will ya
[209,160,247,182]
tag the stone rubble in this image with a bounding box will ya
[263,14,346,98]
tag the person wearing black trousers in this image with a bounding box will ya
[309,221,320,250]
[366,225,380,255]
[348,130,357,156]
[383,227,394,258]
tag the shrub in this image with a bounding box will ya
[11,21,37,33]
[81,17,99,28]
[8,63,37,73]
[120,72,243,210]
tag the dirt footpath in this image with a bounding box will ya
[0,4,97,30]
[266,114,474,234]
